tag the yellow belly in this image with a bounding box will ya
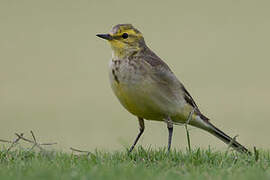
[111,80,166,120]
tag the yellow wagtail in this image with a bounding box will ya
[97,24,249,153]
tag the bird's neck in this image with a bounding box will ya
[111,49,127,59]
[111,48,141,60]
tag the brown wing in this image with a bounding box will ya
[181,84,209,120]
[138,46,209,121]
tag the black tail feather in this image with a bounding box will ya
[207,121,251,154]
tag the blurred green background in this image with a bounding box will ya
[0,0,269,151]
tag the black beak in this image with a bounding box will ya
[96,34,113,40]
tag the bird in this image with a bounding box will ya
[96,24,249,154]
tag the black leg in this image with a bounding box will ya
[165,117,173,152]
[129,117,145,153]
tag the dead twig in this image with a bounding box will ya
[70,147,92,156]
[7,133,24,152]
[0,133,24,153]
[14,131,57,151]
[185,108,195,152]
[226,134,239,153]
[0,139,13,143]
[0,131,57,153]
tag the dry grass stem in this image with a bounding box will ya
[0,131,57,152]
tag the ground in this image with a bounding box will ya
[0,146,269,180]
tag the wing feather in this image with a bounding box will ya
[137,46,208,120]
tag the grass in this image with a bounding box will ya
[0,147,270,180]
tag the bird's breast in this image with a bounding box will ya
[108,59,165,120]
[109,59,146,84]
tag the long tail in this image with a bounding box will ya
[192,114,251,154]
[206,120,251,154]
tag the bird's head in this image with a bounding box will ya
[97,24,146,59]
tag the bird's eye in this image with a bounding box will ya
[122,33,129,39]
